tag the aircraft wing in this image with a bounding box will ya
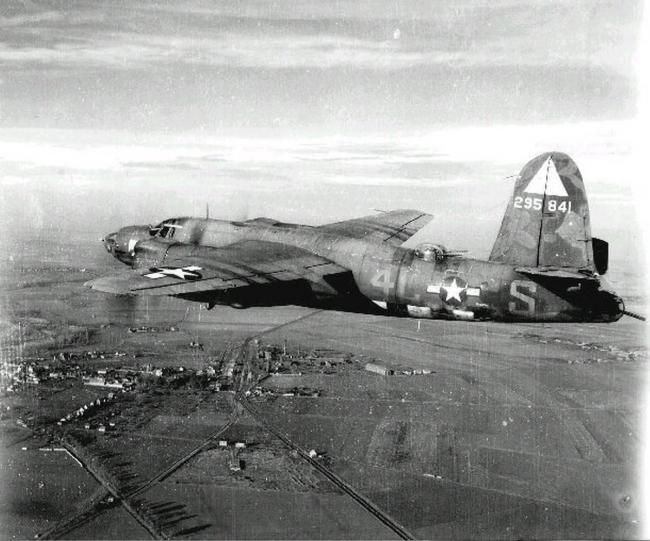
[85,240,351,303]
[319,209,433,246]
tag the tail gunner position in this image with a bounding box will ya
[88,152,644,323]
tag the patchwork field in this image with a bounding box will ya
[1,234,646,539]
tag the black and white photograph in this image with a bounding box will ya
[0,1,647,539]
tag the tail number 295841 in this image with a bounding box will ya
[514,196,571,213]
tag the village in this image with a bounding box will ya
[2,337,435,440]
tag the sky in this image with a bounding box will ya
[0,0,645,265]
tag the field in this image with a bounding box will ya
[0,232,646,539]
[246,311,645,538]
[0,444,101,539]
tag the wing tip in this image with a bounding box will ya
[84,276,133,295]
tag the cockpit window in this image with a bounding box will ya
[151,219,181,240]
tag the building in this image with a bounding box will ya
[82,376,123,389]
[364,362,394,376]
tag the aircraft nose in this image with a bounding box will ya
[102,232,117,253]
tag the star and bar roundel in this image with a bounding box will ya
[427,276,480,306]
[144,265,203,280]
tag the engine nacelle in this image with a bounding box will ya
[132,240,167,268]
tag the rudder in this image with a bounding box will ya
[489,152,594,269]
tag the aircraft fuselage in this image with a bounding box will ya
[103,216,623,322]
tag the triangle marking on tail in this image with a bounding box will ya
[523,157,568,197]
[545,158,568,196]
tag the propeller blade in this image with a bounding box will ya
[623,310,646,321]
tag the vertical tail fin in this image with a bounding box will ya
[489,152,594,269]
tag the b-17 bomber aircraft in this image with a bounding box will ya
[87,152,645,322]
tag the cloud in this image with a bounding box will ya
[0,30,630,72]
[0,1,639,72]
[0,119,635,191]
[0,118,640,263]
[0,32,498,70]
[0,11,64,27]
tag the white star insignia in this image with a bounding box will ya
[444,278,464,303]
[144,265,202,280]
[163,268,197,279]
[428,283,480,298]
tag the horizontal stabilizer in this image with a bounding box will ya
[515,266,598,282]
